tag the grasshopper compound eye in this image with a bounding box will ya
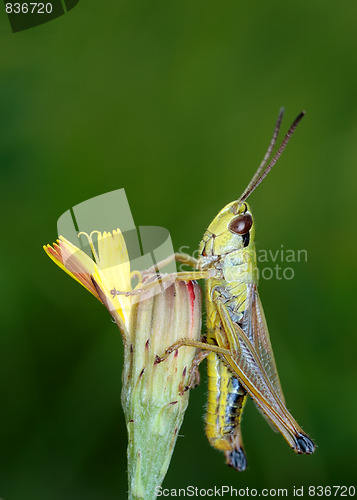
[228,213,253,235]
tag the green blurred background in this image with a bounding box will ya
[1,1,356,498]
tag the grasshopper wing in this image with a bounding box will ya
[214,290,315,454]
[241,284,285,404]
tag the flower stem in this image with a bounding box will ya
[121,280,202,499]
[125,390,190,499]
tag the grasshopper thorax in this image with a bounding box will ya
[198,201,255,268]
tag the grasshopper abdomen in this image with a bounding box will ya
[206,352,248,471]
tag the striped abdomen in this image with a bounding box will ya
[205,352,248,471]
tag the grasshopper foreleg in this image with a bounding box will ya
[111,252,208,297]
[141,252,198,277]
[111,270,213,298]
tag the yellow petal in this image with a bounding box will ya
[44,237,99,298]
[94,229,133,328]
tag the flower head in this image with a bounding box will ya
[44,228,202,499]
[44,229,138,337]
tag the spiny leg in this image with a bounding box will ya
[141,252,198,277]
[155,338,233,364]
[111,270,213,298]
[178,349,211,395]
[174,252,199,269]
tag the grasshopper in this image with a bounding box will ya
[113,108,315,467]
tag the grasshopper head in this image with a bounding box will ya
[198,200,255,264]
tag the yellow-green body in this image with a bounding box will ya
[194,195,314,459]
[199,201,259,469]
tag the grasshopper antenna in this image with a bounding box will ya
[239,109,305,203]
[239,107,284,202]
